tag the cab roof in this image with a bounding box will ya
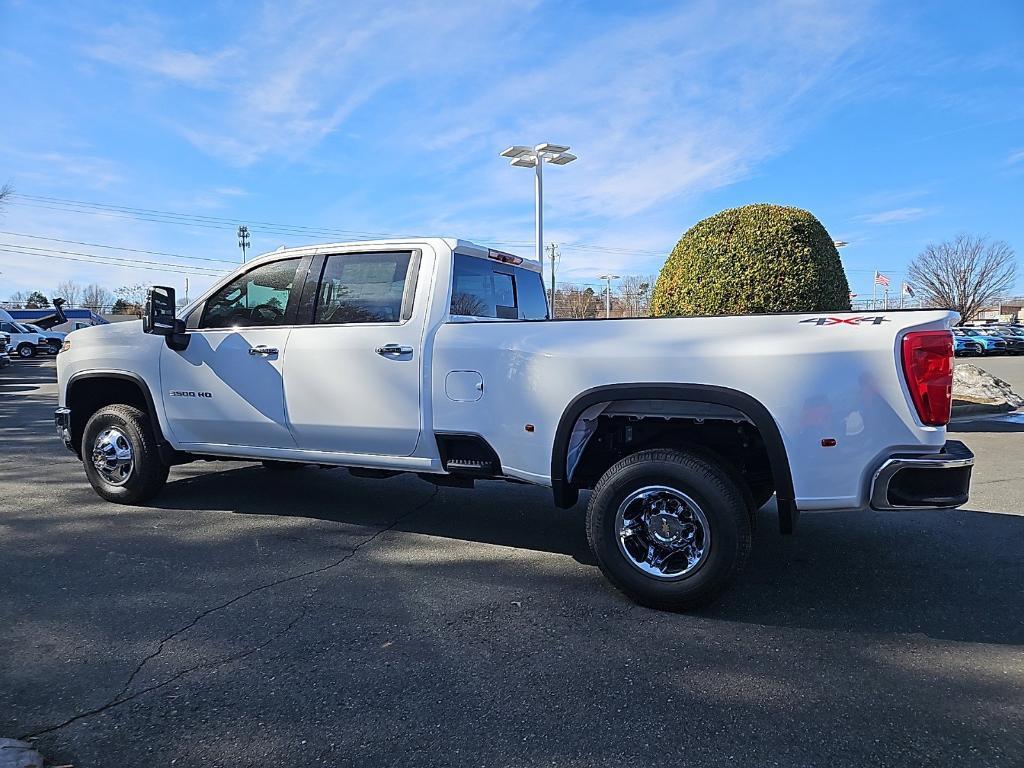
[245,237,541,273]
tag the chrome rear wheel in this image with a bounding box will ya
[616,486,711,580]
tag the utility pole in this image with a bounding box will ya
[237,225,250,263]
[547,242,559,316]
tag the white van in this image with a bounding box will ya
[0,309,48,358]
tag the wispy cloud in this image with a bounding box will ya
[4,151,123,190]
[82,2,537,165]
[1008,148,1024,165]
[856,207,932,225]
[80,0,870,216]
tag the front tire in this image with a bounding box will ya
[82,405,169,504]
[17,344,35,358]
[586,448,752,611]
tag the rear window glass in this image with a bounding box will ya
[450,253,547,320]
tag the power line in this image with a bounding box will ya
[0,248,221,277]
[10,193,401,240]
[0,230,240,265]
[9,192,671,259]
[0,244,228,276]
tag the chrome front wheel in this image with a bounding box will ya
[91,427,135,486]
[616,485,711,580]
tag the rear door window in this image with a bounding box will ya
[314,251,413,324]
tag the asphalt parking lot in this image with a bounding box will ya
[2,358,1023,767]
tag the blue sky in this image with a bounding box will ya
[0,0,1021,303]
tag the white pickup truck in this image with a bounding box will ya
[55,238,974,610]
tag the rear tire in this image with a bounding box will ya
[586,448,752,611]
[17,344,35,358]
[82,405,169,504]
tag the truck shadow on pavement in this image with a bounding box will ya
[150,463,1024,647]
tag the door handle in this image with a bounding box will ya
[375,344,413,356]
[249,345,279,356]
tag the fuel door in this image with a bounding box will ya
[445,370,484,402]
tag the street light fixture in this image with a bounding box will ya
[598,273,620,319]
[500,142,578,284]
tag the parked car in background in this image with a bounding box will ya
[953,333,983,357]
[990,327,1024,355]
[20,322,65,354]
[0,310,48,358]
[955,328,1008,355]
[0,331,10,368]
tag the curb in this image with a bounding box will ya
[951,401,1014,418]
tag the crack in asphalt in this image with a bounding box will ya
[19,485,440,740]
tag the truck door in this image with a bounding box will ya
[282,250,423,456]
[160,257,305,449]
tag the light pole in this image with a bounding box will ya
[598,274,620,319]
[499,143,577,284]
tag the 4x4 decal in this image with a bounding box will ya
[800,316,890,326]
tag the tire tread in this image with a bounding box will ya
[586,448,752,611]
[82,404,169,504]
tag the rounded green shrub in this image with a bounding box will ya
[650,204,852,316]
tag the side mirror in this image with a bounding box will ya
[143,286,190,351]
[143,286,177,336]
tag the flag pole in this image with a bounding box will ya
[872,273,877,310]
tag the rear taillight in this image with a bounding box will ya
[901,330,954,426]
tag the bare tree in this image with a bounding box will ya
[908,234,1017,323]
[7,290,26,308]
[81,283,113,312]
[616,275,656,318]
[114,284,149,316]
[554,284,598,319]
[54,279,82,307]
[0,182,11,210]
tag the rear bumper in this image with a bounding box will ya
[870,440,974,510]
[54,407,74,452]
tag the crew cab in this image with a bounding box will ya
[54,238,974,610]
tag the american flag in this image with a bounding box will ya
[849,292,858,299]
[874,271,890,288]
